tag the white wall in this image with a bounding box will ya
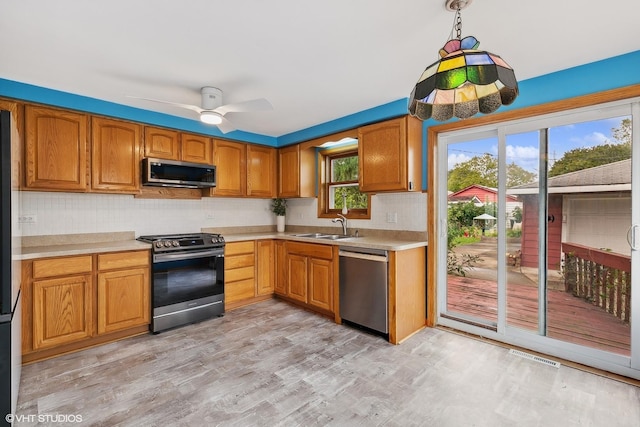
[564,195,631,255]
[283,192,427,232]
[20,191,427,237]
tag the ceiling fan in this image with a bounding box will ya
[127,87,272,134]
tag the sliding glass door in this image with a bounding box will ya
[437,100,639,378]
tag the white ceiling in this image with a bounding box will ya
[1,0,639,137]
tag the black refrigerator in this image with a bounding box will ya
[0,110,21,426]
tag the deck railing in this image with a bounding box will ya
[562,242,631,323]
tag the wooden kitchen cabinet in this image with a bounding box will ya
[224,241,256,307]
[286,254,308,303]
[0,99,24,189]
[277,144,315,198]
[181,133,213,164]
[144,126,180,160]
[225,239,277,310]
[283,241,336,315]
[247,145,276,198]
[358,115,422,193]
[144,126,213,165]
[274,240,287,295]
[30,255,94,350]
[256,240,275,295]
[308,257,334,312]
[97,251,150,335]
[25,105,88,191]
[212,139,247,196]
[22,251,151,363]
[91,117,142,193]
[209,140,276,198]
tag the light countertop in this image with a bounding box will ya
[224,232,427,251]
[19,240,152,260]
[18,231,427,260]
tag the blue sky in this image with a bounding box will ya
[447,116,629,175]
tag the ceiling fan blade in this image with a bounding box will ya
[216,116,236,134]
[126,95,204,114]
[213,98,273,116]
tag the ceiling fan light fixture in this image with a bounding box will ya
[200,111,223,125]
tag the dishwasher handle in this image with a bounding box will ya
[339,249,388,263]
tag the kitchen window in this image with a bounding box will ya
[318,145,370,219]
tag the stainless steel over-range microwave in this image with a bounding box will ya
[142,158,216,189]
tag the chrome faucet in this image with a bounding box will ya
[332,214,347,235]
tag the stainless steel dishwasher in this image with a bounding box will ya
[339,246,388,335]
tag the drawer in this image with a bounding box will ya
[286,242,333,260]
[225,253,255,270]
[98,251,150,271]
[225,241,255,256]
[225,278,256,303]
[226,266,255,282]
[33,255,93,279]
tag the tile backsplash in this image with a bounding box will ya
[20,191,427,236]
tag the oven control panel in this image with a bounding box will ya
[138,233,225,252]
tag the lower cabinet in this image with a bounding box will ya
[22,250,150,363]
[281,241,337,315]
[97,251,150,334]
[256,240,275,295]
[224,240,274,309]
[32,270,93,350]
[274,240,288,295]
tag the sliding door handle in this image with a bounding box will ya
[627,225,640,250]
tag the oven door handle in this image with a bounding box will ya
[153,249,223,263]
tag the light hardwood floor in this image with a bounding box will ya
[15,299,640,426]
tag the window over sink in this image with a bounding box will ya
[317,142,370,219]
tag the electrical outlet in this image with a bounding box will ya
[386,212,397,223]
[297,213,304,219]
[19,214,37,224]
[205,212,215,220]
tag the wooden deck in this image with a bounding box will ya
[447,275,631,355]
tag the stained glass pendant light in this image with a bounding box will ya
[409,0,518,121]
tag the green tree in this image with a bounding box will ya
[448,154,536,191]
[511,206,523,223]
[332,155,367,209]
[549,119,631,177]
[448,154,497,192]
[548,143,631,177]
[507,162,536,187]
[448,201,487,227]
[612,118,631,145]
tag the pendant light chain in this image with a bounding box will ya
[455,8,462,40]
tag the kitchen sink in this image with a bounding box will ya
[292,233,329,238]
[292,233,356,240]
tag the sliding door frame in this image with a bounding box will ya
[427,84,640,379]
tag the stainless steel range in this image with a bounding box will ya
[137,233,225,333]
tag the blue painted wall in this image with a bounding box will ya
[1,50,639,185]
[0,79,278,146]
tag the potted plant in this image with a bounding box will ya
[271,198,287,232]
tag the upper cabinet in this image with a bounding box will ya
[212,139,246,196]
[247,144,276,198]
[181,133,213,164]
[91,117,142,194]
[358,115,422,193]
[25,105,88,192]
[144,127,180,160]
[143,126,213,165]
[209,140,276,198]
[0,100,23,189]
[277,144,315,198]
